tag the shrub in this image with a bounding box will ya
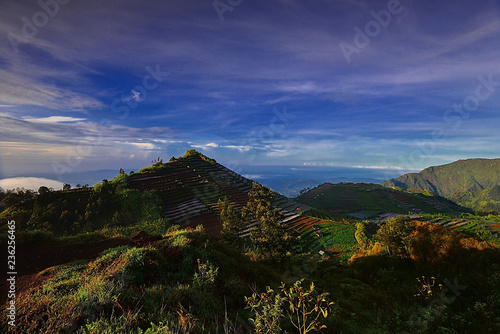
[192,258,219,288]
[246,279,334,334]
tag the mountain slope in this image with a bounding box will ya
[381,158,500,212]
[449,184,500,213]
[0,150,317,238]
[127,151,311,235]
[381,158,500,196]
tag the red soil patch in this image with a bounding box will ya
[180,213,222,235]
[1,238,131,305]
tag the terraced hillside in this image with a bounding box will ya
[127,154,313,235]
[128,156,252,234]
[425,217,500,240]
[127,153,346,253]
[295,182,468,218]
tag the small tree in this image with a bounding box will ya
[218,196,245,242]
[355,222,370,249]
[243,183,296,260]
[374,216,414,255]
[38,186,50,196]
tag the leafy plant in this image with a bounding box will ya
[415,276,442,298]
[193,258,219,287]
[245,285,284,334]
[246,279,333,334]
[279,279,334,334]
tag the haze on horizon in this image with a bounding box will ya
[1,0,500,186]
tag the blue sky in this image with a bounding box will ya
[1,0,500,187]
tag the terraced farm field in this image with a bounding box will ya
[285,216,328,232]
[128,155,313,235]
[128,156,254,232]
[426,217,500,240]
[296,182,467,216]
[299,220,357,256]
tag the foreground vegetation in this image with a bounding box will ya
[2,215,499,333]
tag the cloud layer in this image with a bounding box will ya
[0,177,64,191]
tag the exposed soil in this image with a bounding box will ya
[180,213,222,234]
[1,237,131,305]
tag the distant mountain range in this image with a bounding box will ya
[381,158,500,213]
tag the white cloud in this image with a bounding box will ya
[128,142,157,150]
[122,90,144,103]
[223,145,253,152]
[22,116,87,123]
[351,165,418,171]
[0,177,64,191]
[0,69,105,111]
[191,142,219,150]
[242,174,264,180]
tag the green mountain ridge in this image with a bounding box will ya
[381,158,500,213]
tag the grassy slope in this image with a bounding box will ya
[381,158,500,213]
[1,228,280,333]
[3,222,500,334]
[382,158,500,196]
[449,184,500,213]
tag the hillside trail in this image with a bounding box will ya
[1,237,131,305]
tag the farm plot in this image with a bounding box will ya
[302,208,338,221]
[184,156,249,187]
[163,198,210,223]
[299,221,357,255]
[287,216,329,232]
[129,161,207,191]
[220,186,249,207]
[485,222,500,234]
[420,217,500,240]
[453,221,500,240]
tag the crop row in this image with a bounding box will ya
[299,221,357,254]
